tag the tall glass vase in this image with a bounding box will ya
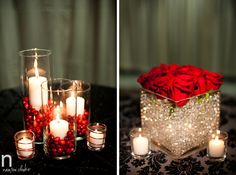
[19,48,51,144]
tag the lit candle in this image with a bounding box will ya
[66,94,85,116]
[87,123,107,151]
[133,134,149,155]
[49,107,69,139]
[50,118,69,139]
[90,129,104,146]
[18,137,33,157]
[208,135,225,157]
[76,96,85,115]
[28,58,48,110]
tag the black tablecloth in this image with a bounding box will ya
[0,85,116,174]
[120,91,236,175]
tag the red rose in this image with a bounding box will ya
[137,64,224,107]
[205,71,224,91]
[171,72,194,106]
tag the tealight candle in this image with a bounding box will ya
[133,134,149,155]
[130,128,150,159]
[209,136,224,157]
[87,123,106,151]
[90,129,104,145]
[14,130,35,160]
[207,130,228,161]
[18,137,33,157]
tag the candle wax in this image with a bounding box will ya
[66,96,85,116]
[90,130,104,145]
[133,135,149,155]
[18,137,33,157]
[209,136,225,157]
[29,76,47,110]
[49,119,69,139]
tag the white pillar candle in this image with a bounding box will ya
[209,136,225,157]
[28,59,48,110]
[18,137,33,157]
[90,130,104,146]
[133,135,149,155]
[76,96,85,115]
[29,76,47,110]
[49,117,69,139]
[66,96,85,116]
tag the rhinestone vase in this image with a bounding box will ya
[140,89,220,159]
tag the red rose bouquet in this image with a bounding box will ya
[137,64,224,107]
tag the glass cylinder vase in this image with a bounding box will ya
[19,48,52,144]
[41,79,77,160]
[140,89,220,159]
[73,80,91,141]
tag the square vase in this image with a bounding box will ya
[140,89,220,159]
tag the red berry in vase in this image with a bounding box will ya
[76,111,89,137]
[23,97,44,142]
[46,121,76,158]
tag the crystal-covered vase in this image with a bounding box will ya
[140,89,220,159]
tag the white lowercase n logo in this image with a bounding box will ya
[1,155,12,167]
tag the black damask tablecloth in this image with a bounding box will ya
[0,85,116,174]
[120,91,236,175]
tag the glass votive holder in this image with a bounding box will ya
[14,130,35,160]
[207,130,228,161]
[130,128,151,159]
[72,80,91,141]
[87,123,107,151]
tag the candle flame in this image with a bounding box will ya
[216,130,220,135]
[59,101,63,108]
[215,135,219,140]
[188,124,192,128]
[34,54,39,78]
[71,91,75,97]
[212,134,215,139]
[54,106,61,120]
[138,128,142,132]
